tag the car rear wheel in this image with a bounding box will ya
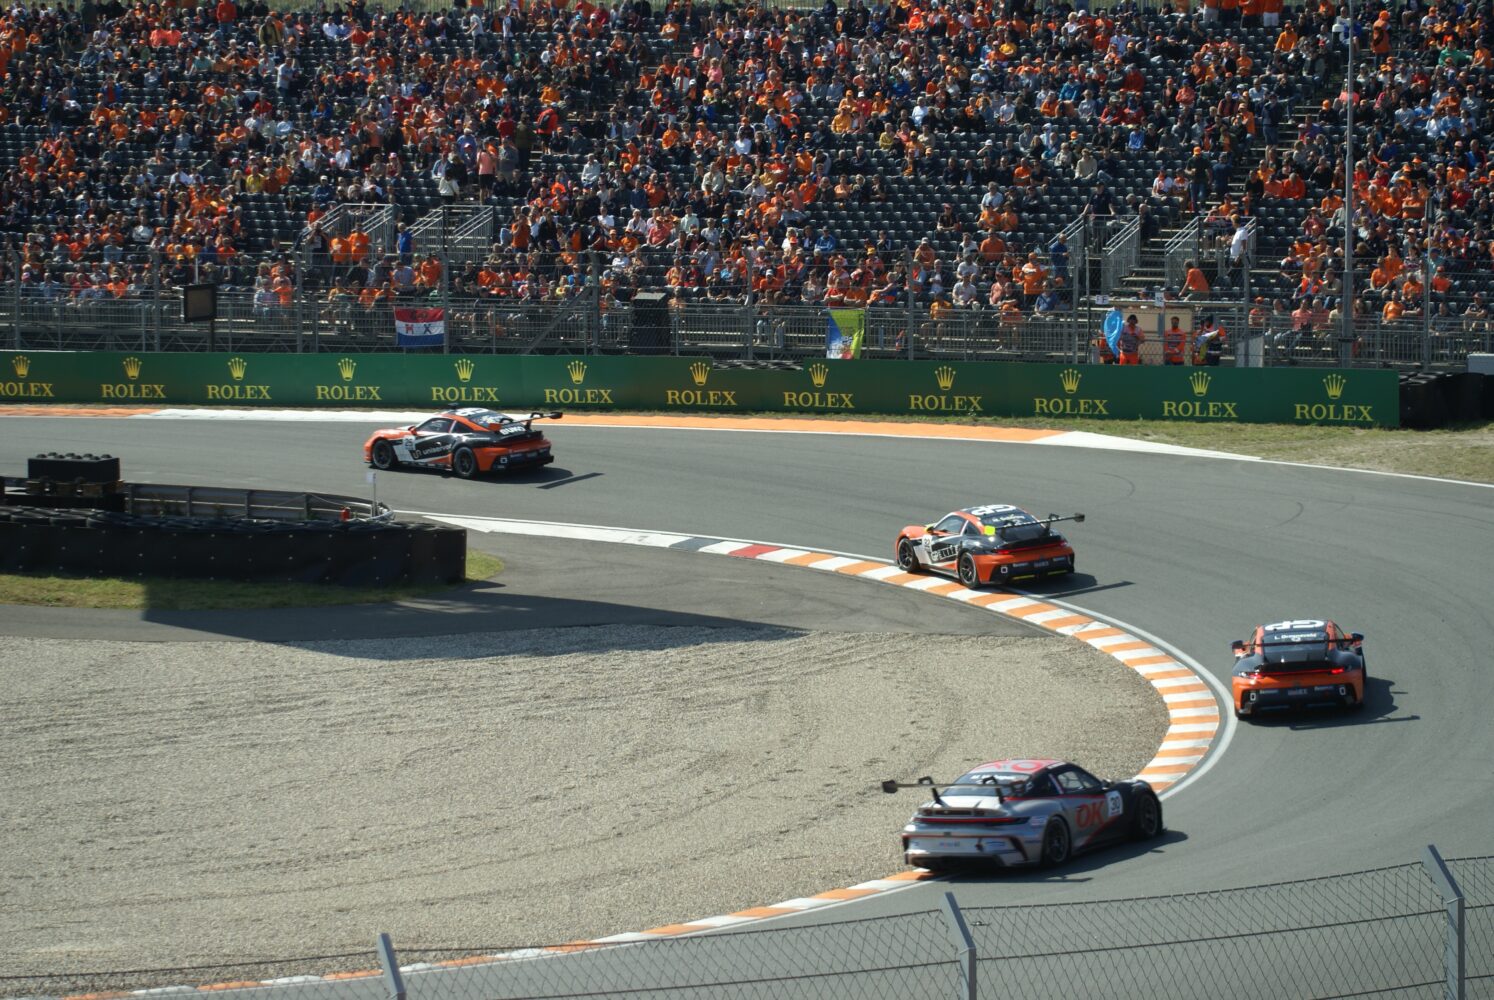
[1039,817,1071,868]
[896,538,919,572]
[370,439,395,471]
[957,552,981,588]
[452,447,478,479]
[1131,792,1162,840]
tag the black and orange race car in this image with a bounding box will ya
[893,504,1084,587]
[363,408,560,479]
[1231,619,1366,719]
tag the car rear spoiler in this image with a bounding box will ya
[880,776,1007,805]
[526,411,563,421]
[1232,633,1364,655]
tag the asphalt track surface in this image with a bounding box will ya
[3,417,1492,984]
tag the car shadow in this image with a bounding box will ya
[935,829,1189,886]
[1009,573,1135,599]
[1239,674,1416,730]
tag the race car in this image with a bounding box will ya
[883,759,1162,872]
[363,408,560,479]
[894,504,1083,587]
[1231,618,1366,719]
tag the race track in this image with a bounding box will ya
[2,415,1491,965]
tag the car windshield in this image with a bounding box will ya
[946,770,1029,797]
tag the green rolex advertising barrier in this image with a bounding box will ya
[0,351,1399,427]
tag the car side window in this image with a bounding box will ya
[933,514,966,534]
[1052,768,1101,793]
[416,418,453,434]
[1026,773,1057,796]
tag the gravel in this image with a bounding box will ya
[0,626,1166,994]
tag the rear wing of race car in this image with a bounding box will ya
[526,411,563,421]
[1038,513,1085,525]
[880,776,1008,805]
[1231,633,1365,655]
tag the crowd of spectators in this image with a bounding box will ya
[0,0,1488,341]
[1248,0,1494,346]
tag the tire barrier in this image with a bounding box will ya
[0,505,466,586]
[1399,372,1489,429]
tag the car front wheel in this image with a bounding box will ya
[1039,817,1071,868]
[897,538,919,572]
[1131,792,1162,840]
[370,439,395,471]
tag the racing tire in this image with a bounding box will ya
[896,538,920,572]
[957,552,981,588]
[369,439,395,471]
[1131,792,1163,841]
[1038,817,1071,869]
[452,447,479,480]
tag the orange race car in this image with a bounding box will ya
[1231,619,1367,719]
[363,408,561,479]
[894,504,1085,587]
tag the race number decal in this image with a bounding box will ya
[1106,790,1124,819]
[1264,619,1326,631]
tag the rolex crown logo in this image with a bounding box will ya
[1059,368,1082,394]
[337,357,357,382]
[1323,373,1347,400]
[689,361,710,387]
[122,356,143,380]
[807,362,829,388]
[227,356,248,381]
[934,365,956,392]
[454,358,475,383]
[567,360,587,385]
[1189,371,1212,397]
[11,354,30,378]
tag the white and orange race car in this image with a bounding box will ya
[894,504,1084,587]
[364,408,560,479]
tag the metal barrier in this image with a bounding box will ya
[11,850,1485,1000]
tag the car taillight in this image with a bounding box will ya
[1330,667,1345,674]
[995,548,1012,555]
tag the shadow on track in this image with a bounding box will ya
[931,830,1190,887]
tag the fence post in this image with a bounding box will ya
[939,891,976,1000]
[906,248,915,360]
[376,933,406,1000]
[11,249,20,349]
[1420,845,1465,1000]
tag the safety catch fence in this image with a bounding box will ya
[8,850,1487,1000]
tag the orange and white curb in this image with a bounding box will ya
[65,514,1224,998]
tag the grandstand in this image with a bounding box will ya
[0,0,1488,365]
